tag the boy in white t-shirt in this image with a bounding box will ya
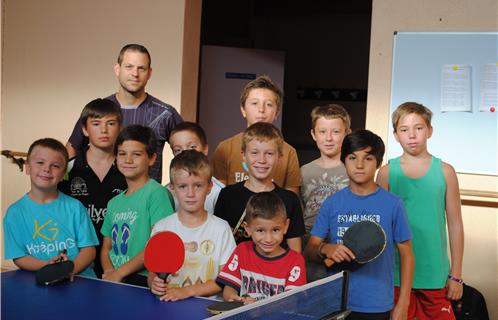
[148,150,236,301]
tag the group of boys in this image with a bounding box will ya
[3,43,464,320]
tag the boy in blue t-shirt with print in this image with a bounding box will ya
[304,130,414,320]
[3,138,98,277]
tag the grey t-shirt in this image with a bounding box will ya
[300,159,349,233]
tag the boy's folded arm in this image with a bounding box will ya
[113,250,145,280]
[223,285,242,302]
[393,240,414,320]
[72,246,96,274]
[190,279,222,297]
[13,255,50,271]
[169,263,227,300]
[100,237,115,273]
[160,279,222,302]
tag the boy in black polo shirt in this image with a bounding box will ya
[59,98,127,278]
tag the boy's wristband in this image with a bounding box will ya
[448,275,463,284]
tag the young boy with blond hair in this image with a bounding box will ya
[300,104,351,281]
[59,98,127,277]
[214,122,305,252]
[4,138,98,277]
[148,150,236,301]
[100,125,174,287]
[217,192,306,303]
[211,75,301,194]
[167,121,225,214]
[377,102,464,320]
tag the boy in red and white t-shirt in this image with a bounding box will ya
[216,192,306,303]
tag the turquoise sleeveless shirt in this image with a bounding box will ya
[389,156,450,289]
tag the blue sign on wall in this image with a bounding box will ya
[225,72,257,80]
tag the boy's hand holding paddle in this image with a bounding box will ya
[36,249,74,286]
[323,220,387,269]
[322,243,356,264]
[144,231,185,300]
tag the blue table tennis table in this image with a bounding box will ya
[2,270,349,320]
[1,270,215,319]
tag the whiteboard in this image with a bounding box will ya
[389,32,498,175]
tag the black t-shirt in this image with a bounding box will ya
[58,152,127,277]
[214,182,305,245]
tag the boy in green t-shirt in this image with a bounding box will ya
[101,125,174,287]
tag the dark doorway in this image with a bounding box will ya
[200,0,372,165]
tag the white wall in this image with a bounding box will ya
[367,0,498,318]
[1,0,187,267]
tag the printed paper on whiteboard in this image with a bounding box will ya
[440,64,472,112]
[479,63,498,112]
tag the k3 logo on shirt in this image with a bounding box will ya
[228,254,239,271]
[288,266,301,282]
[33,219,59,241]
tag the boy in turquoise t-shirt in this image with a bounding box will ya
[3,138,98,277]
[377,102,464,320]
[101,125,174,287]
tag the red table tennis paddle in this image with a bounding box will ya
[144,231,185,281]
[324,220,386,268]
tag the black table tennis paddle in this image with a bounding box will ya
[207,301,245,315]
[324,220,386,268]
[35,251,74,286]
[144,231,185,281]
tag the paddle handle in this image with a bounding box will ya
[324,258,335,268]
[158,272,169,282]
[154,272,170,299]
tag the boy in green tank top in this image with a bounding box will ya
[376,102,464,320]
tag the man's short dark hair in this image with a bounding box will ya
[79,98,122,127]
[341,129,385,167]
[115,125,157,157]
[117,44,151,67]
